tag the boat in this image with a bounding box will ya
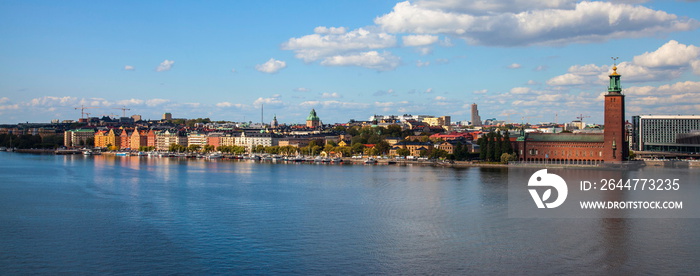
[83,150,101,155]
[207,153,223,159]
[364,157,378,164]
[115,152,130,156]
[135,151,147,156]
[331,157,343,163]
[0,147,7,151]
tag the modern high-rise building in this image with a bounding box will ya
[632,115,700,153]
[471,103,482,126]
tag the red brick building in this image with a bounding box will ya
[515,65,628,164]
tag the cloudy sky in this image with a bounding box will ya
[1,0,699,125]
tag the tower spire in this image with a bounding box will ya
[608,57,622,94]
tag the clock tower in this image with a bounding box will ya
[603,61,627,162]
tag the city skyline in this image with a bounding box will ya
[2,1,700,125]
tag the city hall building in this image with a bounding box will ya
[515,64,628,164]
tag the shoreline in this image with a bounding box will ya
[5,150,699,169]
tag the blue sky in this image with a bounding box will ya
[1,0,700,125]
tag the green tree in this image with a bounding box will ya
[500,152,517,164]
[374,140,390,155]
[203,145,215,153]
[494,131,503,161]
[396,148,410,157]
[502,131,513,154]
[187,144,201,152]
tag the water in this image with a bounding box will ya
[1,153,699,274]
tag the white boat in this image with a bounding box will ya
[115,152,130,156]
[0,147,7,151]
[364,157,378,164]
[207,153,223,159]
[331,157,342,163]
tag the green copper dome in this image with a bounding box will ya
[306,109,319,121]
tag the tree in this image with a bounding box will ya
[351,143,365,154]
[494,131,503,161]
[187,144,201,152]
[169,143,186,152]
[478,137,486,160]
[486,134,495,161]
[500,152,517,164]
[203,145,215,153]
[375,140,390,155]
[396,148,410,157]
[502,131,513,154]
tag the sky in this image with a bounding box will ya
[1,0,700,125]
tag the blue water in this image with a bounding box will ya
[1,153,699,274]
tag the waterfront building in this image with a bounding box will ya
[235,131,280,153]
[64,129,95,148]
[632,115,700,153]
[471,103,482,127]
[515,63,627,163]
[219,134,238,147]
[119,128,131,149]
[155,130,186,151]
[306,109,321,128]
[106,129,120,149]
[94,130,108,148]
[187,132,208,147]
[389,141,433,157]
[146,129,157,147]
[129,127,149,150]
[207,133,222,148]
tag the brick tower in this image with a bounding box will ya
[603,62,627,162]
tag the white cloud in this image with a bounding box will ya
[425,88,433,93]
[321,92,342,98]
[294,87,310,92]
[156,60,174,72]
[507,63,522,69]
[0,104,19,111]
[375,1,698,46]
[314,26,347,35]
[415,0,576,14]
[300,100,370,109]
[416,60,430,67]
[253,94,284,107]
[633,40,700,68]
[692,60,700,76]
[435,96,447,100]
[29,96,78,106]
[402,34,439,46]
[124,65,135,71]
[0,97,9,104]
[256,58,287,73]
[320,51,400,71]
[146,98,170,107]
[283,27,397,63]
[216,102,245,108]
[116,98,144,106]
[473,89,488,94]
[547,73,586,86]
[510,87,532,94]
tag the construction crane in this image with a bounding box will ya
[74,105,100,118]
[576,114,590,121]
[113,106,131,117]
